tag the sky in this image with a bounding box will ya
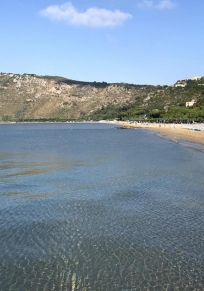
[0,0,203,85]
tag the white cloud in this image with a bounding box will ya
[156,0,176,10]
[139,0,176,10]
[40,2,132,28]
[139,1,154,9]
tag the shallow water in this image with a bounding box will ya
[0,123,204,290]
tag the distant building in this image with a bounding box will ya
[192,76,202,81]
[174,80,187,88]
[186,99,196,108]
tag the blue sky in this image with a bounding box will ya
[0,0,203,84]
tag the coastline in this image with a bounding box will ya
[1,120,204,146]
[113,121,204,146]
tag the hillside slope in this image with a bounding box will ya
[0,73,204,121]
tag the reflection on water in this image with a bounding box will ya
[5,168,49,177]
[0,123,204,290]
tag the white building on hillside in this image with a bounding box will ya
[174,80,187,88]
[192,76,202,81]
[186,99,196,108]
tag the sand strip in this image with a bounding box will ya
[114,122,204,146]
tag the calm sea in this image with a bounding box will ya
[0,123,204,290]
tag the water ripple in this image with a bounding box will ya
[0,123,203,290]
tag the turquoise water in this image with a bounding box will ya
[0,123,204,290]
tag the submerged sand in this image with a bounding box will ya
[113,121,204,146]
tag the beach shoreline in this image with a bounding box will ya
[1,120,204,146]
[113,121,204,146]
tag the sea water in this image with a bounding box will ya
[0,123,203,290]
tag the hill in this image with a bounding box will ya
[0,73,204,122]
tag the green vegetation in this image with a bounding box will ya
[39,75,109,88]
[0,73,204,122]
[88,104,204,122]
[88,78,204,122]
[88,105,204,122]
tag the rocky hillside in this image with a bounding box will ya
[0,73,204,121]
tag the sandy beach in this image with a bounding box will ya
[114,121,204,146]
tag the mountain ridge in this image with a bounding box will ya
[0,72,204,122]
